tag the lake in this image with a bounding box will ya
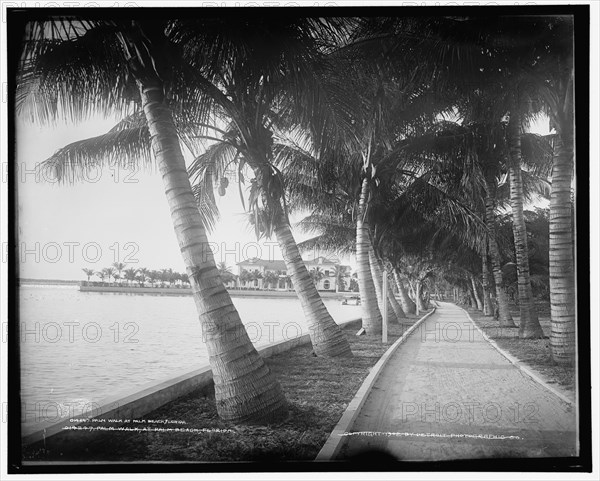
[18,285,361,434]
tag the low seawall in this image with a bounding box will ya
[79,284,358,299]
[22,318,362,449]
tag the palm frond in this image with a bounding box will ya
[40,126,152,183]
[17,20,138,125]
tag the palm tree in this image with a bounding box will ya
[355,177,383,335]
[102,266,116,285]
[95,270,106,284]
[216,262,235,286]
[160,268,174,287]
[137,267,149,287]
[391,269,417,315]
[248,270,263,290]
[123,267,138,286]
[536,19,576,363]
[239,269,251,289]
[368,244,401,325]
[263,271,279,290]
[309,267,325,288]
[82,267,95,282]
[469,272,484,311]
[17,16,287,423]
[112,262,127,285]
[182,17,354,358]
[333,265,348,293]
[480,242,494,316]
[147,270,158,287]
[506,110,545,338]
[377,258,406,320]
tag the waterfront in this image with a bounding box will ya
[19,285,361,434]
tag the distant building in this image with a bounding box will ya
[236,256,346,291]
[236,258,289,290]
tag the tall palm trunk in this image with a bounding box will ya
[470,274,483,311]
[549,126,576,363]
[368,246,401,324]
[356,178,383,334]
[414,281,421,315]
[392,268,417,315]
[416,281,428,312]
[484,188,516,327]
[508,112,544,338]
[274,207,352,357]
[381,264,406,319]
[467,283,477,309]
[140,83,287,424]
[481,244,493,316]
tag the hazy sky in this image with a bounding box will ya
[14,116,338,280]
[14,113,552,281]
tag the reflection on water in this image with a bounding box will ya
[19,285,360,432]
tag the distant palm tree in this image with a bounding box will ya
[102,267,116,284]
[123,267,138,286]
[333,266,348,292]
[137,268,149,287]
[239,269,251,289]
[263,271,279,290]
[95,270,106,283]
[248,270,263,289]
[309,267,325,288]
[160,268,174,287]
[112,262,127,284]
[217,262,235,285]
[147,270,160,287]
[82,267,95,282]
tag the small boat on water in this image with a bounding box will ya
[342,296,361,306]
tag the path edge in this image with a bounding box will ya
[461,306,575,406]
[314,306,437,461]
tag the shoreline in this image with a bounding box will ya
[77,284,359,299]
[22,318,421,462]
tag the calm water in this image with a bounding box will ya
[19,285,360,433]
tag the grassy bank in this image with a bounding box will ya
[466,300,575,396]
[24,315,423,462]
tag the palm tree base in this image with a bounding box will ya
[215,371,288,425]
[308,321,353,357]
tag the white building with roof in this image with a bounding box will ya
[236,256,346,291]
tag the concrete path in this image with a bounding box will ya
[334,302,577,461]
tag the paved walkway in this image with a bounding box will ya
[336,302,577,461]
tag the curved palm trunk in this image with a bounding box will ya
[368,246,401,324]
[508,114,544,338]
[140,84,287,424]
[470,274,484,311]
[387,280,405,319]
[467,283,477,309]
[481,247,493,316]
[549,128,576,363]
[274,209,352,357]
[392,268,417,315]
[485,189,516,327]
[382,264,406,319]
[356,178,382,335]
